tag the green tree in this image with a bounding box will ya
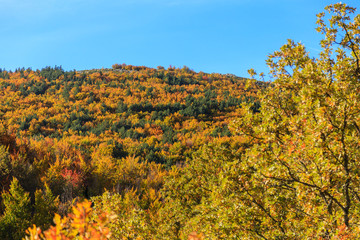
[0,177,32,240]
[32,184,59,230]
[159,142,251,239]
[232,3,360,238]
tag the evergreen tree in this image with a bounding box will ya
[0,178,31,240]
[32,184,59,230]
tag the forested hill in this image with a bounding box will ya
[0,64,262,239]
[0,64,260,167]
[3,3,360,239]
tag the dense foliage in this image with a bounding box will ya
[1,2,359,239]
[158,3,360,238]
[0,54,259,238]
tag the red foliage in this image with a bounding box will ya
[61,168,83,188]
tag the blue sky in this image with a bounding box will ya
[0,0,359,77]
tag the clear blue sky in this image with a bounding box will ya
[0,0,359,77]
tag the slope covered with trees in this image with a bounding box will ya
[0,58,260,239]
[2,2,360,239]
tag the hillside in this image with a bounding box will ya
[2,3,360,239]
[0,64,262,239]
[0,64,260,166]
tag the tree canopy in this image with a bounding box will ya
[8,2,360,239]
[160,3,360,239]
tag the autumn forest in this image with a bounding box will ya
[1,3,360,239]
